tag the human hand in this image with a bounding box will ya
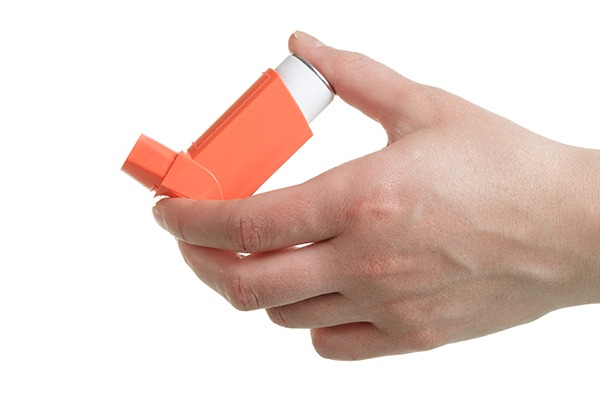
[152,31,600,360]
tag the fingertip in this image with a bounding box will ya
[152,202,166,230]
[152,197,195,234]
[152,197,181,230]
[288,31,300,53]
[152,196,171,211]
[288,31,331,72]
[153,197,192,210]
[289,31,325,51]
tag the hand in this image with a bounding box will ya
[153,31,600,360]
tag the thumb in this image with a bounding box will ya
[289,31,442,142]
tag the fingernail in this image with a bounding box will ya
[293,31,325,48]
[152,204,166,230]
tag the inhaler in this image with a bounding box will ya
[121,54,334,200]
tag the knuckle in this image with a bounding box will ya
[403,327,445,352]
[225,211,271,253]
[344,182,397,227]
[221,272,261,311]
[382,300,447,353]
[363,255,398,282]
[338,52,374,75]
[177,241,195,268]
[174,216,191,243]
[162,212,188,243]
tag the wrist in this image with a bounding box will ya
[565,147,600,304]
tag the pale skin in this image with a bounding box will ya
[152,31,600,360]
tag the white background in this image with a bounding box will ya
[1,1,599,398]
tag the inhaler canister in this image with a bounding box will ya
[121,54,334,200]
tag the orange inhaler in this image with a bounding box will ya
[121,54,334,200]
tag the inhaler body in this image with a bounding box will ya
[122,54,334,200]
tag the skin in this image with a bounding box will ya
[152,31,600,360]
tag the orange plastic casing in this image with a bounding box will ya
[122,69,313,200]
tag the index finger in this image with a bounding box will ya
[152,174,348,253]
